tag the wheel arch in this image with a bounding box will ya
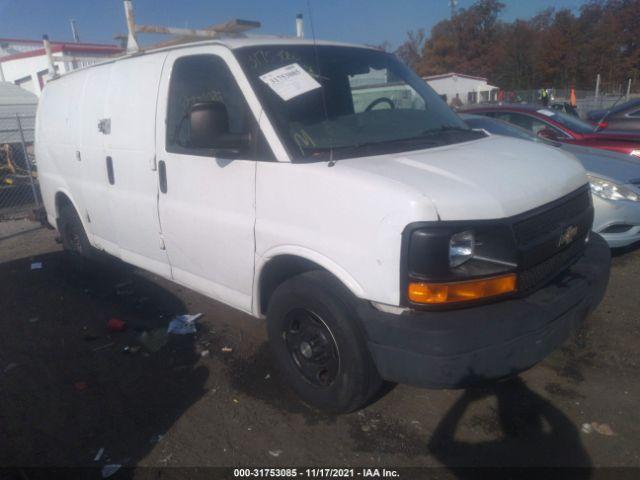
[254,247,365,317]
[54,189,89,235]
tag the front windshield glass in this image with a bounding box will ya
[235,45,483,161]
[536,109,595,134]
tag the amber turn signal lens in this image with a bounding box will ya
[408,274,517,304]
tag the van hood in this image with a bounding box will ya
[339,135,587,221]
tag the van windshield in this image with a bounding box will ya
[235,45,483,161]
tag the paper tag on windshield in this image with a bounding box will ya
[537,109,555,117]
[259,63,321,101]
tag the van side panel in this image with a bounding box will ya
[79,63,120,255]
[36,70,88,228]
[104,53,170,277]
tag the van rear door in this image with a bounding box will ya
[155,47,258,313]
[104,53,170,277]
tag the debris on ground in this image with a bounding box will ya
[149,434,164,444]
[200,349,210,357]
[101,464,121,478]
[591,422,615,436]
[74,382,88,392]
[92,342,115,352]
[28,317,39,323]
[264,373,271,380]
[30,262,42,270]
[233,398,239,404]
[269,449,283,457]
[581,423,593,434]
[3,363,18,373]
[123,345,141,354]
[94,447,104,462]
[167,313,202,335]
[115,281,134,296]
[107,318,126,332]
[139,328,169,352]
[221,346,233,353]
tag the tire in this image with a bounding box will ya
[58,203,94,266]
[267,270,383,413]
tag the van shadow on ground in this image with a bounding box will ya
[427,377,591,477]
[0,251,209,469]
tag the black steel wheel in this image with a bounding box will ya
[267,270,383,413]
[283,308,340,387]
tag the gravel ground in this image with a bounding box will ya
[1,220,639,476]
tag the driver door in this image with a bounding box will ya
[155,48,257,313]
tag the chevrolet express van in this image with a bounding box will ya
[36,38,611,412]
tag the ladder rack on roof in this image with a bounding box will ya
[42,1,261,79]
[123,0,260,53]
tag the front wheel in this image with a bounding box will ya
[267,270,383,413]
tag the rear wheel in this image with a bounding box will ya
[267,270,383,413]
[58,204,94,266]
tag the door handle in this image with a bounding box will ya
[106,156,115,185]
[158,160,167,194]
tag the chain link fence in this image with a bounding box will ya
[0,115,40,221]
[483,89,640,120]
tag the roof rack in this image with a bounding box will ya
[42,35,114,79]
[42,1,261,79]
[123,0,260,53]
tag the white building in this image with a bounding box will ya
[0,38,122,96]
[424,72,499,106]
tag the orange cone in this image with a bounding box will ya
[570,87,577,107]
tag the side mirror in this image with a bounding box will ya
[188,101,251,153]
[537,127,558,140]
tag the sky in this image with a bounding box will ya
[0,0,589,49]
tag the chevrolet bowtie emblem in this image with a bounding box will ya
[558,225,578,247]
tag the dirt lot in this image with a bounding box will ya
[1,219,639,476]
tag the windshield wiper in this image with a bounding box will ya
[298,135,442,161]
[421,125,475,135]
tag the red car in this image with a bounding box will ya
[464,104,640,158]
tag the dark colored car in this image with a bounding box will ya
[587,98,640,131]
[551,102,580,117]
[464,104,640,158]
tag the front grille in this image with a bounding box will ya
[517,237,586,293]
[513,186,592,294]
[513,188,591,246]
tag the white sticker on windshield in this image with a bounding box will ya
[537,109,555,117]
[259,63,321,101]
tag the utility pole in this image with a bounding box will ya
[70,19,80,42]
[595,73,601,99]
[626,78,632,101]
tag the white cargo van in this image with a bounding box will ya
[36,38,611,412]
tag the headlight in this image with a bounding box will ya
[631,150,640,158]
[588,175,640,202]
[449,230,474,267]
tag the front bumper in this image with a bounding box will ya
[358,233,611,389]
[593,195,640,248]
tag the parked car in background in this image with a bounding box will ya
[462,113,640,248]
[464,104,640,157]
[550,102,580,118]
[587,98,640,131]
